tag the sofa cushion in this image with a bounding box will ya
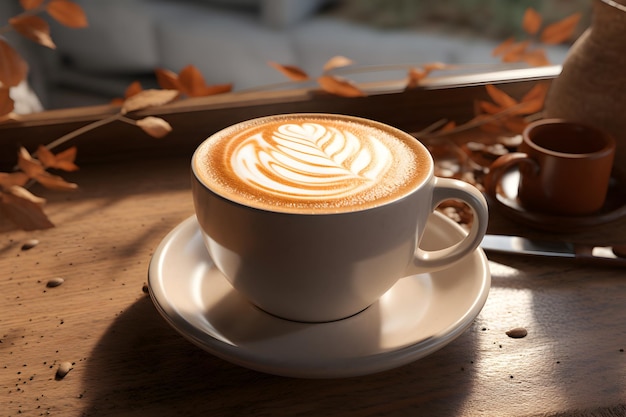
[262,0,331,29]
[52,0,161,73]
[156,2,297,90]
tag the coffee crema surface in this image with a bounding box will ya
[195,114,431,213]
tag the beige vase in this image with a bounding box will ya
[544,0,626,183]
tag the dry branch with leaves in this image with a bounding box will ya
[0,4,581,231]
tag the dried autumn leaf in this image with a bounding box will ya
[33,171,78,191]
[37,145,79,171]
[513,98,545,115]
[121,89,179,114]
[423,62,448,72]
[136,116,172,138]
[10,15,56,49]
[0,88,15,117]
[522,82,549,103]
[268,61,309,81]
[17,146,45,178]
[485,84,517,109]
[478,100,504,115]
[323,56,354,72]
[0,172,29,188]
[440,121,457,133]
[501,40,530,63]
[514,83,549,114]
[478,120,507,134]
[20,0,45,10]
[520,49,550,66]
[406,62,447,89]
[46,0,88,28]
[155,68,180,90]
[177,65,232,97]
[503,117,528,134]
[317,75,366,97]
[0,39,28,88]
[406,67,427,89]
[177,65,207,96]
[492,37,515,57]
[0,185,54,230]
[124,81,143,98]
[522,8,542,35]
[540,13,582,45]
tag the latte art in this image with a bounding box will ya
[231,122,392,199]
[195,114,431,213]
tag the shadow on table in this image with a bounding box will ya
[81,296,479,417]
[487,253,626,415]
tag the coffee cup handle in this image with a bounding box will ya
[483,152,538,198]
[405,177,489,275]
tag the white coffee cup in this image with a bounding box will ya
[192,113,488,322]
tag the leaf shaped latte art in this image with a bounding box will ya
[231,123,392,199]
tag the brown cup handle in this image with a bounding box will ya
[484,152,538,196]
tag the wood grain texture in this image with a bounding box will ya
[1,155,625,417]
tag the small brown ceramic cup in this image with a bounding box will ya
[485,119,616,216]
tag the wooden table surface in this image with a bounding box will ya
[2,152,625,417]
[1,70,625,416]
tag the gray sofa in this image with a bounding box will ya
[3,0,573,110]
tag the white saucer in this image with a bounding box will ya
[148,212,490,378]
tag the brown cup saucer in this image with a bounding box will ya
[485,168,626,232]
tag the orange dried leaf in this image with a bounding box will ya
[268,61,309,81]
[520,49,551,66]
[0,39,28,88]
[513,98,545,115]
[10,15,55,49]
[504,117,528,134]
[0,172,29,188]
[317,75,366,97]
[37,145,79,171]
[492,37,515,57]
[323,56,354,72]
[0,88,15,117]
[501,40,530,63]
[176,65,232,97]
[522,8,542,35]
[423,62,448,72]
[478,100,504,115]
[0,185,54,230]
[20,0,45,10]
[34,171,78,191]
[155,68,180,90]
[18,146,45,178]
[46,0,88,28]
[177,65,207,96]
[53,146,78,167]
[540,13,582,45]
[479,121,508,134]
[36,145,56,168]
[136,116,172,139]
[522,82,549,103]
[485,84,518,109]
[406,67,426,89]
[121,89,179,114]
[440,121,457,133]
[508,83,549,115]
[124,81,143,98]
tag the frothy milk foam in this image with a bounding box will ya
[195,114,431,213]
